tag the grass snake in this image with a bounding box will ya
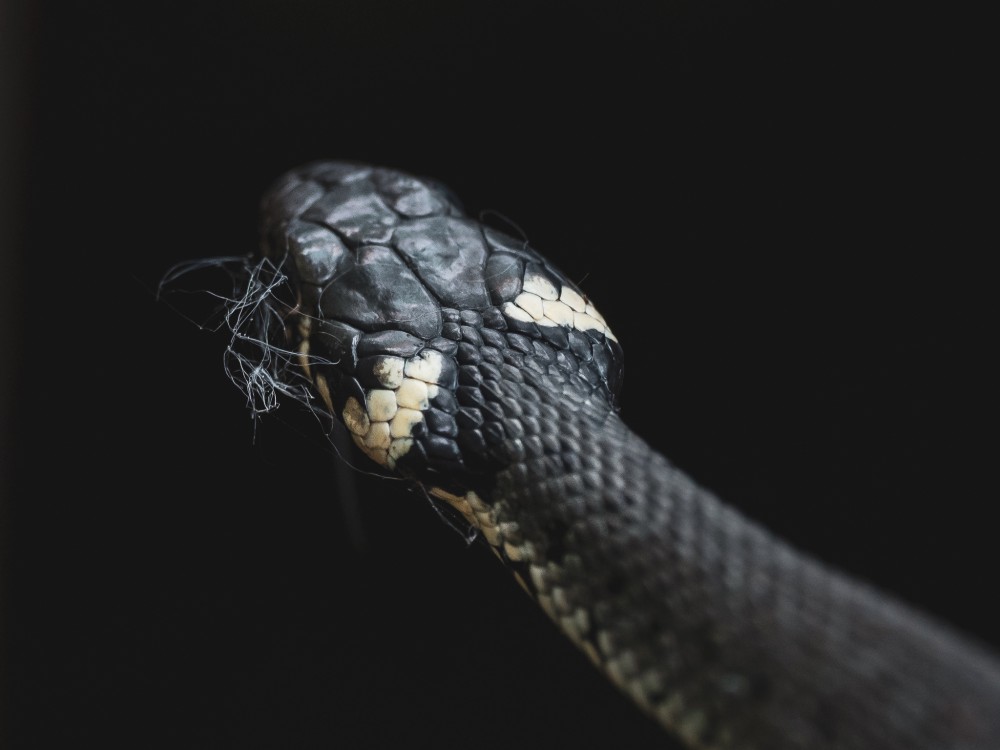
[211,160,1000,749]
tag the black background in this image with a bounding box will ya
[2,1,995,748]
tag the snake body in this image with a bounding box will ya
[251,161,1000,749]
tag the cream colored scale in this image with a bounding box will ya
[429,484,611,683]
[504,270,618,343]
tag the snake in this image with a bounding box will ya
[220,160,1000,749]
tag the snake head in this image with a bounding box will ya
[259,161,623,499]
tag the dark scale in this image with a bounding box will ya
[566,329,594,362]
[521,415,542,437]
[498,396,524,419]
[504,418,526,441]
[455,407,484,430]
[425,434,462,462]
[539,436,563,463]
[518,401,542,422]
[587,340,612,383]
[425,409,458,438]
[522,435,545,461]
[286,220,348,286]
[538,323,570,349]
[306,323,359,374]
[504,437,528,463]
[456,430,488,464]
[546,364,566,380]
[429,388,458,415]
[479,327,507,350]
[531,339,556,363]
[517,377,544,406]
[480,400,505,423]
[479,346,504,367]
[482,422,505,448]
[575,364,603,392]
[519,367,556,395]
[456,342,481,366]
[554,350,578,374]
[459,309,482,327]
[458,365,484,387]
[477,361,502,383]
[426,337,459,356]
[505,332,533,355]
[457,385,487,410]
[499,363,525,385]
[480,379,504,402]
[485,253,524,303]
[502,349,525,368]
[356,329,424,358]
[481,307,507,330]
[504,314,539,337]
[459,325,482,347]
[391,217,492,310]
[523,356,548,376]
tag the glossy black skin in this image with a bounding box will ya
[261,160,623,496]
[260,161,1000,750]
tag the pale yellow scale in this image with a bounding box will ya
[505,270,617,343]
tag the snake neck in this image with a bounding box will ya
[468,405,1000,750]
[252,162,1000,750]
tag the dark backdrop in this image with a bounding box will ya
[3,1,995,748]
